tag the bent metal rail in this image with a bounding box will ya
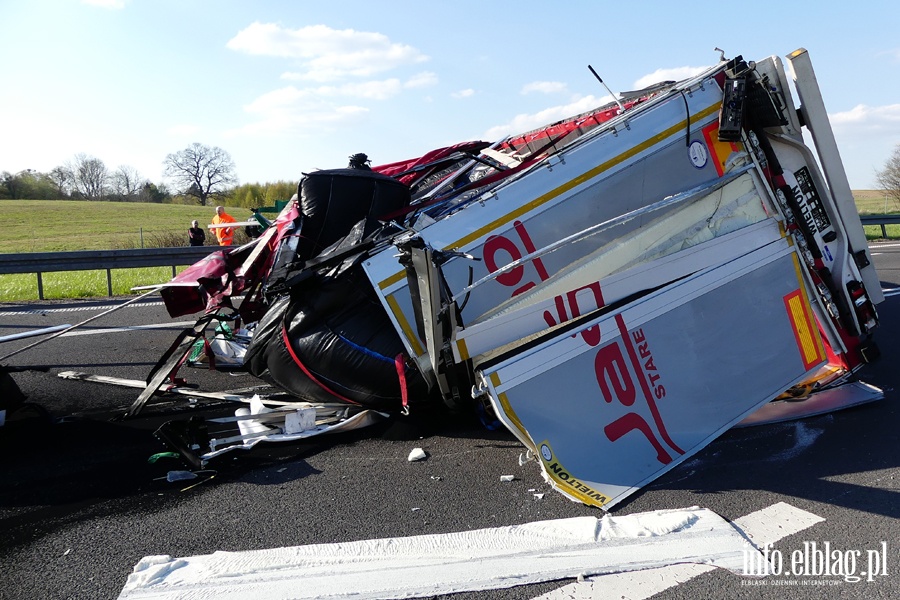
[0,246,225,299]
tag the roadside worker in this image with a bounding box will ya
[211,206,237,246]
[188,220,206,246]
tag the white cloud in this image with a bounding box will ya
[263,80,405,101]
[452,89,475,99]
[875,48,900,62]
[405,72,438,89]
[830,103,900,129]
[227,23,429,82]
[282,71,436,92]
[313,80,403,100]
[827,104,900,188]
[483,95,613,140]
[521,81,567,95]
[226,86,371,138]
[81,0,126,8]
[631,66,708,91]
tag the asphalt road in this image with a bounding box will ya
[1,243,899,600]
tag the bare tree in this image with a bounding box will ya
[110,165,145,200]
[875,144,900,204]
[69,153,108,199]
[163,143,238,206]
[48,166,74,198]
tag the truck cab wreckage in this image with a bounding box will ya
[109,48,882,510]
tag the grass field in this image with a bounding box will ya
[851,190,900,240]
[0,199,264,302]
[0,193,896,302]
[853,189,900,214]
[0,199,251,253]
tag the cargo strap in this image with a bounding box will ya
[394,354,410,415]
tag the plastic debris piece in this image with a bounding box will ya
[408,448,427,462]
[147,452,181,463]
[533,493,544,500]
[518,450,535,466]
[284,407,316,434]
[500,475,515,482]
[166,470,198,482]
[411,507,421,512]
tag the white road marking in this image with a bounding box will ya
[0,297,243,316]
[0,301,166,316]
[59,322,196,337]
[534,502,824,600]
[729,501,825,548]
[118,503,823,600]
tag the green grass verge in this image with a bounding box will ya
[0,199,254,301]
[864,224,900,241]
[0,267,185,302]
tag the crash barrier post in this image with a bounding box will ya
[859,214,900,239]
[0,246,226,300]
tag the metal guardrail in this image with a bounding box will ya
[2,214,895,301]
[860,214,900,238]
[0,246,226,299]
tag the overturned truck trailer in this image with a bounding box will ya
[151,48,882,509]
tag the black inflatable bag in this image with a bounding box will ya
[246,268,431,411]
[296,168,410,260]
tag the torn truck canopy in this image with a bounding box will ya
[140,47,882,509]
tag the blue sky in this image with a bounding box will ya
[1,0,898,190]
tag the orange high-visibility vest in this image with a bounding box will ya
[212,212,237,245]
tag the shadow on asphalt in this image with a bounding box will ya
[0,394,514,554]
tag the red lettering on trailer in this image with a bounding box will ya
[542,281,604,346]
[618,317,681,454]
[594,343,636,407]
[484,221,606,345]
[483,220,550,297]
[591,318,682,465]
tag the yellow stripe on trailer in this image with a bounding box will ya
[378,103,722,292]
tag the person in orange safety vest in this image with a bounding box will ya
[211,206,237,246]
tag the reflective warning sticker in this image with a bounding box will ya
[783,289,826,370]
[701,121,743,177]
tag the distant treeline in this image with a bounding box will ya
[2,145,298,209]
[1,168,297,209]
